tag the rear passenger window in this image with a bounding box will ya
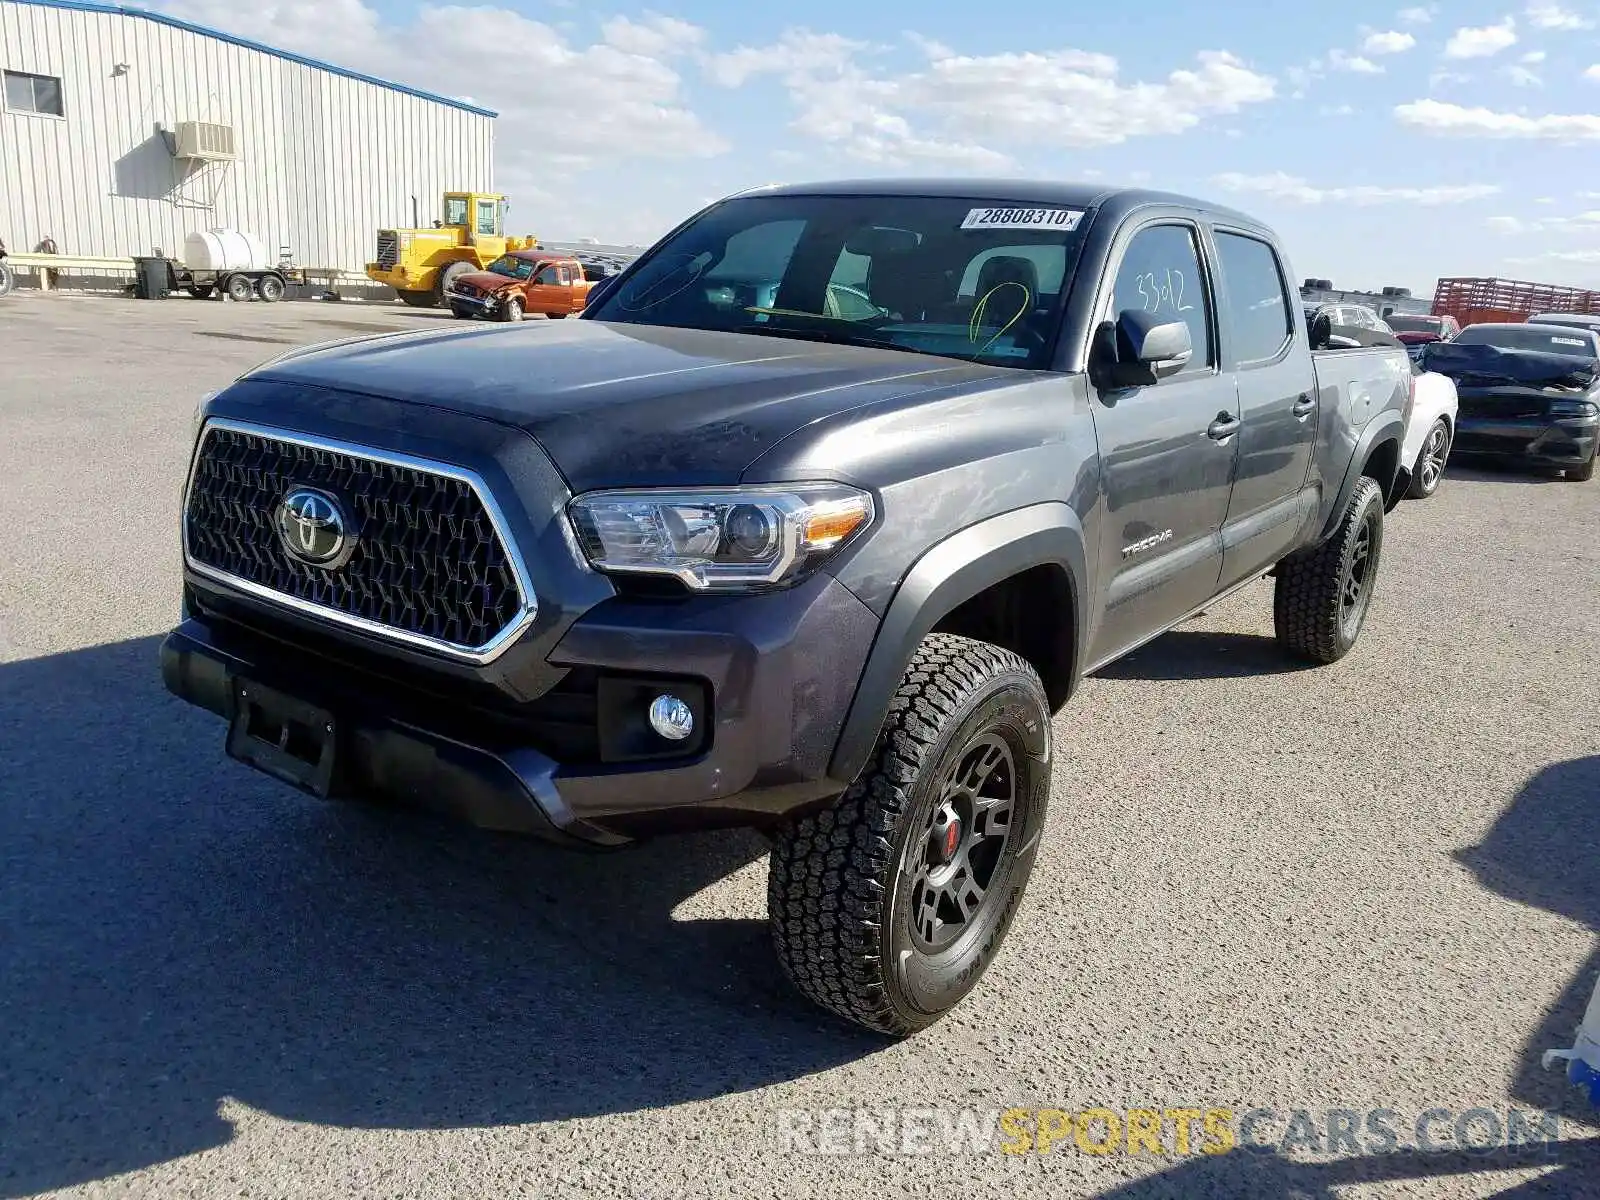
[1110,224,1212,370]
[1215,232,1291,363]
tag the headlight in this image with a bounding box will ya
[1550,399,1599,418]
[568,484,874,591]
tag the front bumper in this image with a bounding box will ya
[446,289,500,314]
[163,569,880,846]
[1452,413,1599,468]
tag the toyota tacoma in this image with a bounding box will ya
[164,180,1412,1036]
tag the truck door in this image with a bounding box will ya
[528,262,563,315]
[1210,229,1318,588]
[1086,220,1239,667]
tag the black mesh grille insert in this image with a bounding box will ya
[184,426,525,651]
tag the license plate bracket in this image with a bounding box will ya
[227,677,339,798]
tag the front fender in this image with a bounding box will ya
[826,502,1088,785]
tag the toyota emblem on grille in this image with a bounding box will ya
[276,487,351,566]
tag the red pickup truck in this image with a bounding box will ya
[444,249,593,322]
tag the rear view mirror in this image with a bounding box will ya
[844,226,922,257]
[1093,309,1193,388]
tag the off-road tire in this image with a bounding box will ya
[450,304,473,320]
[768,633,1051,1037]
[1406,418,1450,499]
[1569,449,1596,483]
[1274,475,1385,664]
[396,288,435,308]
[434,261,473,308]
[224,273,254,303]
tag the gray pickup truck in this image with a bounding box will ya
[164,180,1412,1036]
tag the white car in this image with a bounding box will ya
[1399,358,1458,499]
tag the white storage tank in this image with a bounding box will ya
[183,229,271,273]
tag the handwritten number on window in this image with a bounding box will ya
[1133,269,1195,315]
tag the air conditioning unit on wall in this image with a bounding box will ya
[174,121,237,161]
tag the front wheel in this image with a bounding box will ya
[1569,448,1596,483]
[396,289,435,308]
[224,274,254,303]
[768,633,1051,1037]
[500,296,523,323]
[1406,418,1450,498]
[1274,476,1385,664]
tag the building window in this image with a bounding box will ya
[4,70,65,117]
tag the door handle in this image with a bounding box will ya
[1292,393,1316,418]
[1207,412,1241,441]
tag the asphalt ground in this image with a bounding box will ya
[2,289,1598,1199]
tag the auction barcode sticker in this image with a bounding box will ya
[960,207,1085,232]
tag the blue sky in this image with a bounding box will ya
[158,0,1600,294]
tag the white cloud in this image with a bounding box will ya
[1443,18,1518,58]
[152,0,727,175]
[1329,49,1385,73]
[706,32,1276,166]
[1396,97,1600,137]
[1429,69,1472,89]
[1503,65,1543,86]
[1587,64,1600,80]
[1525,2,1596,30]
[1319,103,1357,116]
[1398,5,1438,22]
[600,12,706,58]
[1484,208,1600,233]
[1364,30,1418,53]
[1213,171,1500,205]
[1522,50,1548,63]
[1508,248,1600,264]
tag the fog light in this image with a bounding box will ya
[647,694,694,741]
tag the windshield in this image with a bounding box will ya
[488,256,535,280]
[584,194,1091,369]
[1384,315,1444,334]
[1454,325,1599,358]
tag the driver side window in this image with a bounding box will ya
[1109,224,1213,372]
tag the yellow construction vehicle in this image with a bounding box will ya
[365,192,537,308]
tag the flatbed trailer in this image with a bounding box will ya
[135,256,305,302]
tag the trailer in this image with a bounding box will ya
[1431,276,1600,326]
[134,256,304,302]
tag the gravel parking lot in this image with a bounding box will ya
[2,290,1598,1199]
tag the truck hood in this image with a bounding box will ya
[251,319,1014,491]
[452,270,517,292]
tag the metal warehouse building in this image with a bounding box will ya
[0,0,495,275]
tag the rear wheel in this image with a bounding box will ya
[396,289,435,308]
[768,633,1051,1037]
[257,273,285,303]
[1274,476,1385,664]
[186,283,214,300]
[224,274,253,303]
[1406,418,1450,498]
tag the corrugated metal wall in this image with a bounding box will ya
[0,1,494,272]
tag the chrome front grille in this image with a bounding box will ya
[182,421,535,662]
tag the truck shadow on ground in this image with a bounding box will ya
[1445,461,1570,487]
[1089,1137,1600,1199]
[0,637,880,1198]
[1092,754,1600,1199]
[1457,754,1600,1130]
[1095,631,1317,682]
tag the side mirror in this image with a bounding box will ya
[1325,333,1361,350]
[1093,309,1194,389]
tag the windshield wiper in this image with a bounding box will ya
[731,324,922,355]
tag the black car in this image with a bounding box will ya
[1422,323,1600,482]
